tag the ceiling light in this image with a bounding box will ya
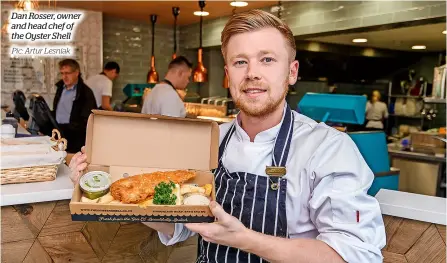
[194,11,209,16]
[352,38,367,43]
[412,45,426,50]
[230,1,248,7]
[443,30,446,34]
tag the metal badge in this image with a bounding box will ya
[270,182,279,191]
[265,166,287,176]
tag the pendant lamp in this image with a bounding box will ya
[147,14,159,83]
[223,5,238,89]
[277,1,283,19]
[172,7,180,60]
[223,72,230,88]
[193,0,208,83]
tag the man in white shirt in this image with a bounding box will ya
[69,10,386,263]
[141,56,192,117]
[85,62,120,111]
[366,90,389,130]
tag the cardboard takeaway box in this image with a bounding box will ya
[69,110,219,223]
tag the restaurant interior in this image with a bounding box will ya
[1,1,446,262]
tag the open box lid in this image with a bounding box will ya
[85,110,220,171]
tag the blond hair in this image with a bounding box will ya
[221,9,296,63]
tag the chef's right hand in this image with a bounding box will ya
[69,146,87,184]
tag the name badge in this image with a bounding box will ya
[265,166,287,177]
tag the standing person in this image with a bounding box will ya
[85,62,120,111]
[141,56,192,117]
[366,90,389,130]
[53,59,96,153]
[69,10,385,263]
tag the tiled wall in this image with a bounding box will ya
[102,15,179,102]
[180,1,447,49]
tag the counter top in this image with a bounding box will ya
[0,164,74,206]
[376,189,446,225]
[388,147,446,163]
[196,115,235,123]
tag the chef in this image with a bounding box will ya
[365,90,389,130]
[69,9,386,263]
[141,56,193,117]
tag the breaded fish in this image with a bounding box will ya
[110,170,196,204]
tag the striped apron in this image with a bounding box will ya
[197,105,295,263]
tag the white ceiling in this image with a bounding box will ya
[308,23,446,52]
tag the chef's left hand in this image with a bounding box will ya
[185,201,248,248]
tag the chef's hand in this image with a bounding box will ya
[68,146,87,184]
[185,201,248,248]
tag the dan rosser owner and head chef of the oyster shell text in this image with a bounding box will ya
[69,9,386,263]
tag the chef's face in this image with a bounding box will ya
[59,65,79,87]
[224,27,298,117]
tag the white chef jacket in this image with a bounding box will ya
[157,105,386,262]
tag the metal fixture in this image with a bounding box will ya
[172,7,180,60]
[193,0,208,83]
[223,72,230,88]
[147,14,158,83]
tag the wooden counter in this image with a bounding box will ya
[0,164,197,263]
[376,189,446,263]
[1,185,445,262]
[1,200,197,263]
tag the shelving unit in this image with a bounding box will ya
[386,81,427,131]
[386,80,446,133]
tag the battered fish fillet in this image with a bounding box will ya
[110,170,196,204]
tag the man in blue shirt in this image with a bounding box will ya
[53,59,97,153]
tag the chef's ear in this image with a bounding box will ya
[289,60,299,85]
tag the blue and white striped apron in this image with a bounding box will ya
[197,105,295,263]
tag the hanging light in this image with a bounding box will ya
[1,10,9,36]
[147,14,159,83]
[1,21,9,37]
[230,1,248,7]
[223,72,230,89]
[277,1,283,19]
[223,2,238,88]
[172,7,180,60]
[193,0,208,83]
[15,0,39,11]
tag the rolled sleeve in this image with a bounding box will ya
[308,133,386,262]
[156,223,196,246]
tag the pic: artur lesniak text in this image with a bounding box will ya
[10,46,73,56]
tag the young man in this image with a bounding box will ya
[141,56,192,117]
[69,10,385,262]
[85,61,120,111]
[53,59,97,153]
